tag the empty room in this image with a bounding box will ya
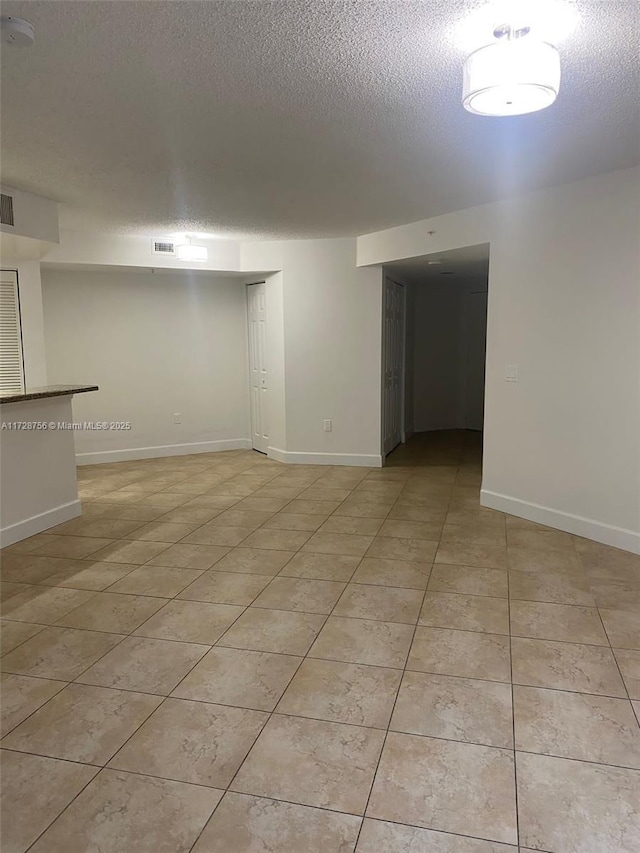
[0,2,639,852]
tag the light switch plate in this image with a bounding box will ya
[505,365,519,382]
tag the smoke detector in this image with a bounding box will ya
[1,16,35,46]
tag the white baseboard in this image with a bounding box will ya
[481,489,640,555]
[76,438,253,466]
[267,447,382,468]
[1,499,82,548]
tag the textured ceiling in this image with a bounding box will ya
[1,1,638,238]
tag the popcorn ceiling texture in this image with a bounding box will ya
[1,0,638,238]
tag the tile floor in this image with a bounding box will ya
[1,430,639,852]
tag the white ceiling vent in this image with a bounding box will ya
[0,193,15,227]
[151,239,175,256]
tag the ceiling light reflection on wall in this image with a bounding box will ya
[463,25,561,116]
[176,236,208,262]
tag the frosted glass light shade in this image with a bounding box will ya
[463,39,560,116]
[176,243,208,261]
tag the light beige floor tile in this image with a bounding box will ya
[123,521,200,543]
[352,557,431,589]
[3,683,161,764]
[28,768,222,853]
[333,500,392,519]
[1,586,95,624]
[76,636,209,694]
[367,536,438,563]
[517,751,640,853]
[409,626,511,682]
[94,503,169,521]
[231,714,384,814]
[0,582,32,602]
[591,579,640,612]
[0,553,69,584]
[181,524,255,547]
[241,529,312,551]
[600,609,640,649]
[299,486,353,501]
[235,497,291,512]
[177,570,271,605]
[0,620,46,655]
[508,546,582,574]
[318,516,382,536]
[0,673,66,736]
[145,543,230,569]
[90,539,171,564]
[366,732,517,845]
[301,532,373,558]
[419,592,509,634]
[50,517,145,539]
[614,648,640,699]
[109,698,267,786]
[389,503,448,523]
[251,576,345,614]
[446,509,505,528]
[213,509,276,529]
[157,506,223,524]
[512,637,627,696]
[32,536,116,559]
[506,528,575,552]
[263,513,325,531]
[192,792,361,853]
[333,584,423,624]
[279,552,359,582]
[510,599,607,644]
[56,591,168,633]
[391,670,513,747]
[107,565,203,598]
[286,499,340,515]
[378,520,442,541]
[509,569,595,606]
[276,658,401,728]
[428,564,508,598]
[214,547,295,575]
[40,561,136,591]
[172,646,301,710]
[435,544,507,570]
[514,685,640,768]
[0,750,98,853]
[309,616,413,668]
[217,607,325,655]
[357,818,517,852]
[1,626,124,680]
[133,599,243,644]
[441,523,507,548]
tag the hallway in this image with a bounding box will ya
[1,437,639,852]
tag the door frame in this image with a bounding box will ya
[381,275,407,458]
[245,280,268,454]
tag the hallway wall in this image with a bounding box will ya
[358,166,640,553]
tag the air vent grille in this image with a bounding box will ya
[152,240,175,256]
[0,193,15,227]
[0,270,25,393]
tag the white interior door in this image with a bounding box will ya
[464,290,488,431]
[246,282,269,453]
[382,278,405,456]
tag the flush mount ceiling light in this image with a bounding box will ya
[176,235,208,262]
[463,23,561,116]
[1,16,35,46]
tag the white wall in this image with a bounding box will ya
[245,239,383,465]
[42,269,251,462]
[359,167,640,552]
[411,277,487,433]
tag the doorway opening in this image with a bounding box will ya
[381,243,490,469]
[246,281,268,454]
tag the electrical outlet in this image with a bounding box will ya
[505,365,519,382]
[174,413,182,424]
[323,419,332,432]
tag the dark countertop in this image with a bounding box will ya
[0,384,99,404]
